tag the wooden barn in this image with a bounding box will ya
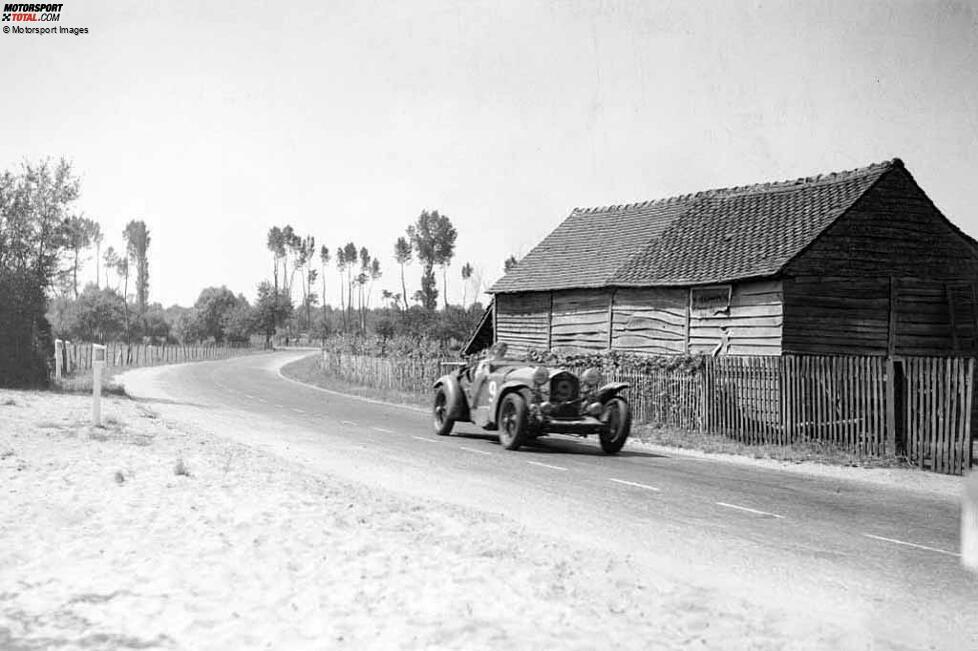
[475,158,978,360]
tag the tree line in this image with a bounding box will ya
[0,157,524,386]
[257,209,499,351]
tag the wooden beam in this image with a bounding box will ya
[546,292,553,352]
[492,297,498,345]
[684,288,692,354]
[887,276,897,357]
[606,290,616,351]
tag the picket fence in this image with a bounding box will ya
[320,351,976,475]
[55,341,253,377]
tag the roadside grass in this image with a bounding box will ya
[284,353,918,470]
[51,366,128,397]
[633,424,913,469]
[281,354,428,410]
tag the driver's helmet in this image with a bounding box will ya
[489,341,508,361]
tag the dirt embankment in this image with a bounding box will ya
[1,388,864,650]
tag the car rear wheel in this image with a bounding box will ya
[599,397,631,454]
[433,386,454,436]
[497,393,528,451]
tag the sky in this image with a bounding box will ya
[2,0,978,308]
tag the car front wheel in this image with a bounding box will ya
[497,393,528,451]
[599,396,631,454]
[433,386,455,436]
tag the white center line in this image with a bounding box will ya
[609,478,660,492]
[863,533,960,557]
[526,461,568,471]
[371,426,394,433]
[716,502,785,519]
[459,446,491,456]
[341,420,358,426]
[411,435,439,444]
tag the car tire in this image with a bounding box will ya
[433,386,455,436]
[497,392,528,451]
[599,397,631,454]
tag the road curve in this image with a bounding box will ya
[121,351,978,648]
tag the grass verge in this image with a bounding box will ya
[280,354,428,410]
[634,424,915,469]
[50,366,128,397]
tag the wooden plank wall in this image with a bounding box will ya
[611,287,686,354]
[782,276,890,356]
[688,280,783,356]
[494,292,550,356]
[894,278,978,356]
[551,289,609,352]
[498,281,783,357]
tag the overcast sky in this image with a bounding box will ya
[2,0,977,308]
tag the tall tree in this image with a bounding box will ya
[0,159,79,386]
[65,215,99,298]
[394,236,412,311]
[319,244,330,327]
[298,235,316,330]
[407,210,455,311]
[461,262,473,308]
[123,220,150,318]
[335,245,347,329]
[115,256,131,344]
[103,246,119,290]
[342,242,358,328]
[92,222,102,290]
[266,226,285,292]
[434,216,457,309]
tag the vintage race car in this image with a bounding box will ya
[432,359,631,453]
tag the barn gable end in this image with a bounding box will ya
[784,166,978,357]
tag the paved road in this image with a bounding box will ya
[123,351,978,647]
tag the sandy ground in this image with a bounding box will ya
[1,387,896,650]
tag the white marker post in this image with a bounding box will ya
[92,344,107,427]
[963,471,978,573]
[54,339,64,380]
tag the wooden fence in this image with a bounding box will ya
[320,351,976,475]
[55,341,254,377]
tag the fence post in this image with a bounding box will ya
[885,357,897,457]
[54,339,64,380]
[91,344,106,426]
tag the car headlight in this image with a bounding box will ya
[532,366,550,386]
[582,367,602,387]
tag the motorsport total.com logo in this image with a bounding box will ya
[2,3,63,21]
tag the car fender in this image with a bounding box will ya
[595,382,630,404]
[434,374,470,421]
[487,380,533,427]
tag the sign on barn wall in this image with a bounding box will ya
[691,285,732,316]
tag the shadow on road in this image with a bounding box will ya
[128,396,212,410]
[450,429,667,458]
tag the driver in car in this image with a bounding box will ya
[470,341,508,400]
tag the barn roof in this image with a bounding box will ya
[490,158,905,293]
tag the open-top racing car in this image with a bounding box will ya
[432,345,631,453]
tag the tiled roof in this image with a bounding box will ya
[490,159,900,293]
